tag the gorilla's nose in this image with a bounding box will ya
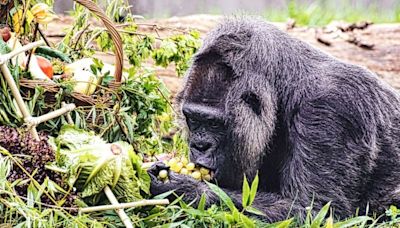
[191,141,212,152]
[192,153,216,170]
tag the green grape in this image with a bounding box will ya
[199,167,209,175]
[191,171,201,180]
[159,169,168,179]
[186,162,195,171]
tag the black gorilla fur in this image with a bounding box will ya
[149,17,400,222]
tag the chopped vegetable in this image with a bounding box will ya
[0,38,11,55]
[52,125,150,204]
[70,69,98,95]
[51,58,65,75]
[36,46,72,63]
[36,55,54,79]
[28,54,52,80]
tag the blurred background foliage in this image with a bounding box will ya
[55,0,400,25]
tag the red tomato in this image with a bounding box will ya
[35,55,53,79]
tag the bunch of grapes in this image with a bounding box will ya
[0,126,77,209]
[158,156,212,181]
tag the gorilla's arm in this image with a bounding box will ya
[149,164,304,222]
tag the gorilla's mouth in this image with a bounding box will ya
[195,163,217,181]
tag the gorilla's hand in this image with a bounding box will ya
[148,162,200,197]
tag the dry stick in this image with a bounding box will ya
[73,23,91,51]
[38,27,51,47]
[26,23,40,69]
[62,102,75,125]
[1,63,38,139]
[80,198,169,213]
[103,186,134,228]
[0,40,45,140]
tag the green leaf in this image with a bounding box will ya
[249,172,259,206]
[311,202,331,228]
[184,208,207,217]
[0,39,11,54]
[240,214,256,228]
[266,218,293,228]
[84,156,115,186]
[233,208,241,221]
[153,190,175,200]
[112,156,123,187]
[206,182,236,212]
[197,193,207,211]
[242,175,251,208]
[333,216,372,228]
[27,182,38,208]
[223,213,235,224]
[245,206,266,216]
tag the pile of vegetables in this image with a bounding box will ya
[51,125,149,205]
[0,124,151,209]
[0,0,200,144]
[2,25,106,95]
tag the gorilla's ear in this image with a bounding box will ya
[194,51,222,65]
[241,91,262,116]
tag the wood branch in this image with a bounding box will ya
[80,197,169,213]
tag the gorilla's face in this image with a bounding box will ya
[182,102,230,184]
[179,53,240,188]
[179,52,277,189]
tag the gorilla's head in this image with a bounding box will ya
[176,18,284,189]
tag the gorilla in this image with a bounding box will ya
[149,17,400,222]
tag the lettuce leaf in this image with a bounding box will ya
[52,125,149,203]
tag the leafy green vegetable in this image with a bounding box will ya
[0,39,11,54]
[52,125,149,204]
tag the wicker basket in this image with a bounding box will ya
[19,0,124,107]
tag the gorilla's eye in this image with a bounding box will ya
[241,91,262,116]
[187,117,199,128]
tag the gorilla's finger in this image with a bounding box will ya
[148,171,159,182]
[148,161,169,176]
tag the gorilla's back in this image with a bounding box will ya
[173,17,400,220]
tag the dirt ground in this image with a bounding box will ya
[44,15,400,95]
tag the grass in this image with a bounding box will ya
[1,150,399,228]
[2,182,400,227]
[263,0,400,26]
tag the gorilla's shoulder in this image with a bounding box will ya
[204,16,289,45]
[215,16,282,34]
